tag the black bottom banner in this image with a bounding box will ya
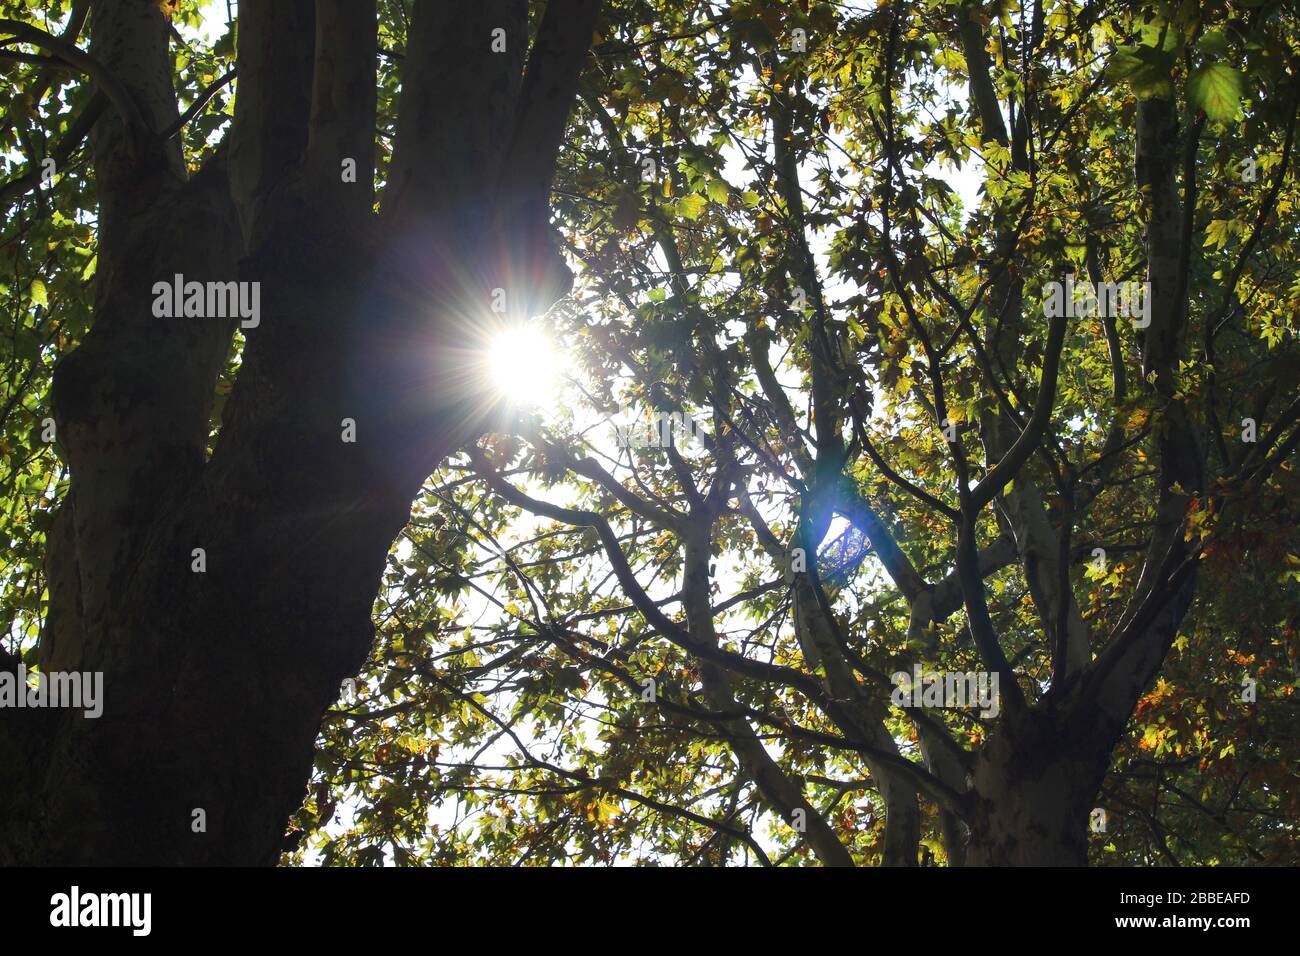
[0,864,1281,943]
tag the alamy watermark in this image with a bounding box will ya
[1042,274,1150,328]
[890,665,1000,719]
[50,886,150,936]
[611,408,707,452]
[0,664,102,718]
[152,273,260,328]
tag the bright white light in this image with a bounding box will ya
[820,515,852,548]
[487,324,561,407]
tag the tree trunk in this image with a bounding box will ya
[0,0,599,866]
[963,709,1108,866]
[8,227,450,864]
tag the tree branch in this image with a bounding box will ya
[0,17,150,143]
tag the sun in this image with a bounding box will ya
[486,324,562,407]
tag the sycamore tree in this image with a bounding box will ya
[0,0,597,864]
[2,0,1298,867]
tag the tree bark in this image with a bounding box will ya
[964,707,1108,866]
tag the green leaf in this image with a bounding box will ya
[1203,218,1238,250]
[1189,63,1244,123]
[29,279,47,308]
[1106,46,1174,98]
[675,194,707,220]
[1197,29,1229,58]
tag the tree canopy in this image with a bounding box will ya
[1,0,1297,866]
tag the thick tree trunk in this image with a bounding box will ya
[963,709,1108,866]
[965,776,1089,866]
[0,0,598,866]
[6,230,455,865]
